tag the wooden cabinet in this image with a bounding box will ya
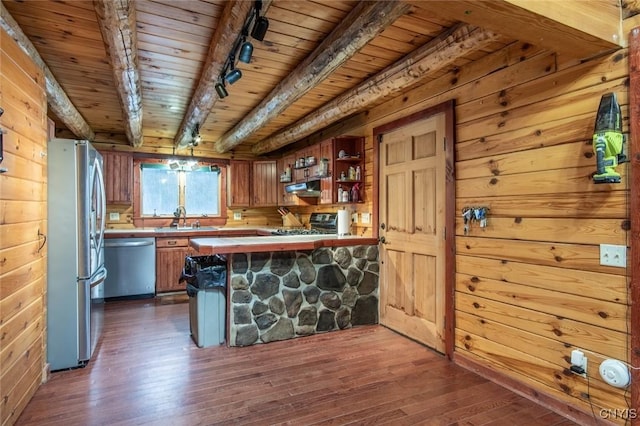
[228,160,278,207]
[319,139,333,204]
[227,160,251,207]
[101,151,133,204]
[293,144,321,182]
[279,154,298,206]
[252,160,278,206]
[333,136,365,204]
[156,237,191,293]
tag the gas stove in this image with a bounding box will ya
[272,212,338,235]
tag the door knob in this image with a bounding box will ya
[380,222,385,230]
[379,236,386,244]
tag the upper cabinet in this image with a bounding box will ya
[293,144,321,182]
[227,160,251,207]
[252,160,278,206]
[228,159,278,207]
[333,136,364,204]
[276,135,364,206]
[101,151,133,204]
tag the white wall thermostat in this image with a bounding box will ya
[599,359,630,388]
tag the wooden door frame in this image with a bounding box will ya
[372,100,456,359]
[628,27,640,424]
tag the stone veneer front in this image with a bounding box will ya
[229,245,379,346]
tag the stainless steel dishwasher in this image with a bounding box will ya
[104,237,156,299]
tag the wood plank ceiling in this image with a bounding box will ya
[0,0,622,158]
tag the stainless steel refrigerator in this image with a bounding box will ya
[47,139,107,371]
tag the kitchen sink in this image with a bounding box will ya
[155,226,218,231]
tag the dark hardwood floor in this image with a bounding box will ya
[16,299,577,425]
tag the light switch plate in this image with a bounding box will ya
[109,212,120,221]
[600,244,626,267]
[361,212,370,224]
[233,212,242,220]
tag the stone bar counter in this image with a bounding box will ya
[190,236,379,347]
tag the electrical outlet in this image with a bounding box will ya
[109,212,120,221]
[570,349,587,378]
[352,213,358,223]
[233,212,242,220]
[361,212,370,224]
[600,244,626,267]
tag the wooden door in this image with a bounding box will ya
[379,113,446,352]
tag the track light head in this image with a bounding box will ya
[251,16,269,41]
[239,39,253,63]
[215,82,228,98]
[225,67,242,85]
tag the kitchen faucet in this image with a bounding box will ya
[176,205,187,227]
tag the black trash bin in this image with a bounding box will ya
[182,255,227,347]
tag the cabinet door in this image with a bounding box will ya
[228,160,251,206]
[101,151,133,204]
[156,243,190,293]
[319,140,333,204]
[252,160,278,206]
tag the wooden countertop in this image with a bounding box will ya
[190,235,378,255]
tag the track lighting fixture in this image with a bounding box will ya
[251,1,269,41]
[214,0,267,98]
[225,65,242,85]
[215,80,228,98]
[239,36,253,63]
[191,123,202,146]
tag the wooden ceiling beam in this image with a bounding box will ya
[0,3,95,141]
[408,0,623,58]
[174,1,258,150]
[214,0,411,154]
[252,24,500,155]
[94,0,143,148]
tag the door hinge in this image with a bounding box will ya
[377,134,383,144]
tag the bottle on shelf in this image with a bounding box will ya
[351,183,360,203]
[338,185,343,202]
[355,165,361,181]
[342,189,349,202]
[348,166,356,180]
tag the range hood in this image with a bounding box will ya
[285,179,321,197]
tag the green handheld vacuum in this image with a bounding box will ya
[592,92,625,184]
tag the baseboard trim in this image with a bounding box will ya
[454,353,616,426]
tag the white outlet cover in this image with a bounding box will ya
[361,212,371,224]
[109,212,120,221]
[233,212,242,220]
[352,213,358,223]
[599,359,630,388]
[599,244,626,267]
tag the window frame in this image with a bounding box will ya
[133,156,228,228]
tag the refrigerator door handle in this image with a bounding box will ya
[94,156,107,254]
[90,265,108,288]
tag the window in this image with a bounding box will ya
[133,158,227,226]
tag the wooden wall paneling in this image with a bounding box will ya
[628,24,640,426]
[0,25,48,426]
[320,33,631,421]
[455,192,628,219]
[456,236,626,276]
